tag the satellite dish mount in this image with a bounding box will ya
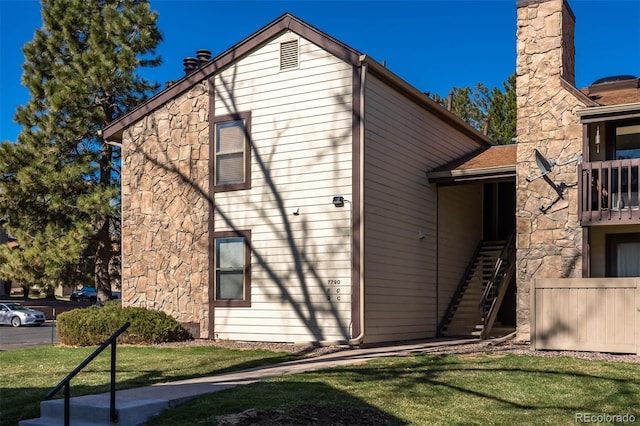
[526,149,581,214]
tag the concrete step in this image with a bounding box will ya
[19,394,170,426]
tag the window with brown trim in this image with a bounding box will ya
[212,112,251,192]
[213,230,251,307]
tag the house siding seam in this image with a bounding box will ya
[362,74,486,344]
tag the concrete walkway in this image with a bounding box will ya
[20,338,478,426]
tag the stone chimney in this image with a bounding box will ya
[514,0,584,342]
[517,0,576,95]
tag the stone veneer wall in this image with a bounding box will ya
[121,81,211,338]
[515,0,588,340]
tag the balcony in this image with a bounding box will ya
[579,159,640,225]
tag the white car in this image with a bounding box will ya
[0,302,46,327]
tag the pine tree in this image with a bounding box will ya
[0,0,161,301]
[487,72,517,145]
[433,72,516,145]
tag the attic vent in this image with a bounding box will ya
[280,39,299,71]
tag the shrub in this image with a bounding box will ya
[57,302,192,346]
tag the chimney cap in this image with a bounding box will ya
[183,57,199,74]
[196,49,212,63]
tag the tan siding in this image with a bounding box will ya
[437,184,484,323]
[363,74,485,344]
[212,33,353,343]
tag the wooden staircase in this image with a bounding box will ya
[439,234,515,339]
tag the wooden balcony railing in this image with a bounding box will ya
[579,159,640,225]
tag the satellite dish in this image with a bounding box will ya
[535,149,553,174]
[526,149,582,182]
[525,148,582,213]
[526,149,554,182]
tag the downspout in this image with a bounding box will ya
[349,59,367,346]
[435,186,439,335]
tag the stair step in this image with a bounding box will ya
[450,313,482,320]
[19,394,170,426]
[447,324,483,330]
[449,306,480,312]
[439,238,513,338]
[454,302,482,308]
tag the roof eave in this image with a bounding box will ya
[576,102,640,123]
[360,55,494,148]
[426,165,516,185]
[103,13,361,143]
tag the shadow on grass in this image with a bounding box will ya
[136,353,640,425]
[5,351,640,425]
[320,353,640,413]
[146,380,408,426]
[0,346,298,426]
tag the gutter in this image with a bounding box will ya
[426,165,516,182]
[348,60,367,347]
[576,101,640,123]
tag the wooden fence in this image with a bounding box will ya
[532,278,639,355]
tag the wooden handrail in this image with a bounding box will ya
[580,159,640,225]
[477,231,516,340]
[46,322,130,425]
[480,231,515,311]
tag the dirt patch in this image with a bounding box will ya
[154,339,348,357]
[216,404,393,425]
[418,340,640,363]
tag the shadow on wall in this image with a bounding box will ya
[532,277,638,353]
[127,64,360,343]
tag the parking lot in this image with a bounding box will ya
[0,321,59,350]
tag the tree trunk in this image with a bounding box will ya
[95,217,112,303]
[44,286,56,299]
[0,280,11,297]
[95,141,114,304]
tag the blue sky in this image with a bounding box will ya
[1,0,639,142]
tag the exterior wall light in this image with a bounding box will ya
[332,196,345,207]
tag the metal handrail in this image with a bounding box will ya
[46,322,130,426]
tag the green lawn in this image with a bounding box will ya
[0,345,297,426]
[146,353,640,425]
[1,346,638,426]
